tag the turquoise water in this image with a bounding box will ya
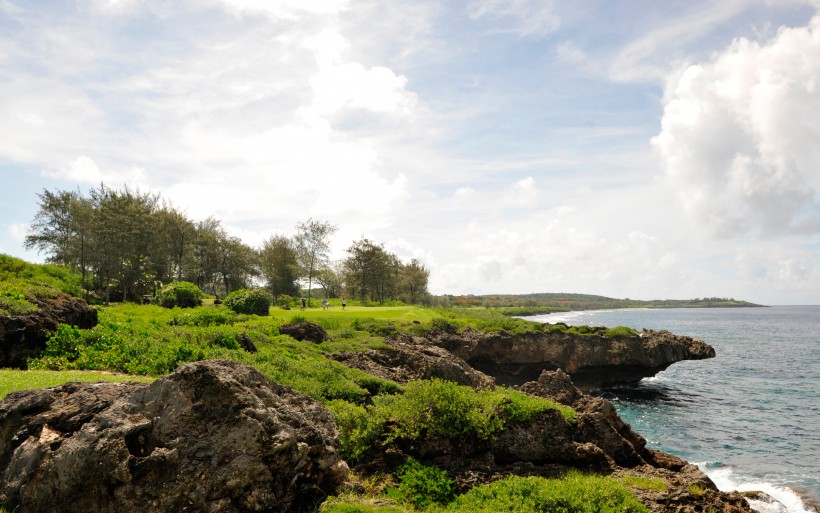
[529,307,820,513]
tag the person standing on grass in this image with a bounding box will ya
[322,298,328,310]
[342,297,346,310]
[300,297,306,310]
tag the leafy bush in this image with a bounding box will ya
[277,294,294,308]
[224,288,272,316]
[388,458,454,509]
[443,473,648,513]
[328,379,574,462]
[157,281,203,309]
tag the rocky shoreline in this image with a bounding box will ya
[0,357,757,513]
[0,323,769,513]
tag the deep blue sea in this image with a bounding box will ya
[529,307,820,513]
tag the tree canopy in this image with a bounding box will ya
[24,185,430,306]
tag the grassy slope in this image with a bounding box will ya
[0,369,154,400]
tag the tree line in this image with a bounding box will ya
[24,185,430,306]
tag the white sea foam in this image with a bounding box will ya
[699,463,815,513]
[524,311,590,324]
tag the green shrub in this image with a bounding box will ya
[224,288,272,316]
[328,379,574,463]
[443,472,648,513]
[277,294,294,308]
[157,281,203,309]
[388,458,454,509]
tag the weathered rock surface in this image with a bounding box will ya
[0,360,347,513]
[331,333,496,389]
[0,292,98,369]
[426,327,715,388]
[279,321,330,344]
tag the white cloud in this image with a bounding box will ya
[653,15,820,238]
[502,176,538,208]
[467,0,559,37]
[46,155,103,183]
[7,222,28,242]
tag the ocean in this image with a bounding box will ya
[528,307,820,513]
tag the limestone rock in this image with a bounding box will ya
[0,360,347,513]
[278,321,330,344]
[427,327,715,388]
[0,292,98,368]
[331,333,496,389]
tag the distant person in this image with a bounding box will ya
[342,297,346,310]
[300,297,306,310]
[322,298,328,310]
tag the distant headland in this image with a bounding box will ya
[439,292,764,316]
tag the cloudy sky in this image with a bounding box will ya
[2,0,820,305]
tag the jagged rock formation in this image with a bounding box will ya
[0,360,348,513]
[426,327,715,388]
[279,321,330,344]
[0,291,98,368]
[331,333,496,390]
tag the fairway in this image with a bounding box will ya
[274,304,440,323]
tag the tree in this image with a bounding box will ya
[258,234,300,301]
[88,184,159,303]
[314,260,344,299]
[24,189,95,299]
[215,234,256,296]
[399,258,430,304]
[294,218,337,306]
[190,217,224,294]
[24,189,82,266]
[343,237,399,304]
[156,204,195,282]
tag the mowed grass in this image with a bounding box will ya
[271,304,440,323]
[0,368,154,400]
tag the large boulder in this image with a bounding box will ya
[427,327,715,388]
[0,292,98,368]
[0,360,348,513]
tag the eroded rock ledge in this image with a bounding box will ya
[0,360,347,513]
[425,327,715,388]
[0,291,98,369]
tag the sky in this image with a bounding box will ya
[2,0,820,305]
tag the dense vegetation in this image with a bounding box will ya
[23,185,430,306]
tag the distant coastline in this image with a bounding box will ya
[439,292,765,317]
